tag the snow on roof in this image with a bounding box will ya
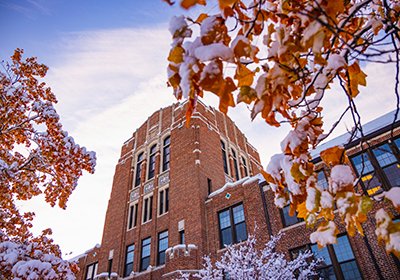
[311,110,400,159]
[208,174,264,198]
[68,243,101,263]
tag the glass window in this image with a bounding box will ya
[351,152,383,195]
[281,204,303,227]
[157,231,168,265]
[218,203,247,248]
[221,141,229,174]
[134,152,144,187]
[124,244,134,277]
[179,230,185,244]
[148,145,157,179]
[159,188,169,216]
[372,143,400,188]
[140,237,151,271]
[231,149,240,180]
[143,196,153,223]
[162,136,170,171]
[85,262,98,280]
[241,156,249,177]
[317,170,329,190]
[128,203,138,229]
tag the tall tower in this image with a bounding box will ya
[74,101,264,279]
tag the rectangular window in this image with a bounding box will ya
[157,230,168,265]
[179,230,185,244]
[143,195,153,223]
[207,178,212,195]
[148,145,157,179]
[317,170,329,190]
[281,204,303,227]
[158,188,169,216]
[85,262,98,280]
[231,149,240,180]
[162,136,171,171]
[134,153,144,187]
[372,143,400,188]
[128,203,138,229]
[218,203,247,248]
[351,152,383,195]
[140,237,151,271]
[124,244,134,277]
[241,156,249,177]
[221,141,229,174]
[311,234,361,280]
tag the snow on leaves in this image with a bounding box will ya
[0,49,96,278]
[166,1,400,256]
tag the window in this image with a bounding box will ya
[241,156,249,177]
[157,230,168,265]
[134,152,144,187]
[85,262,98,280]
[158,187,169,216]
[311,235,362,280]
[124,244,134,277]
[221,141,229,174]
[162,136,171,171]
[351,140,400,196]
[179,230,185,244]
[142,195,153,223]
[218,203,247,248]
[231,149,240,180]
[107,259,113,277]
[207,178,212,195]
[317,170,329,190]
[281,204,303,227]
[128,203,138,229]
[140,237,151,271]
[148,144,157,179]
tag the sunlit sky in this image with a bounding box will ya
[1,0,398,259]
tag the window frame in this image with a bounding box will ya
[162,136,171,172]
[350,138,400,195]
[124,244,135,277]
[134,152,144,188]
[142,194,153,224]
[241,155,249,177]
[140,237,151,272]
[148,144,157,180]
[127,202,139,230]
[85,262,98,280]
[158,186,169,216]
[218,202,248,249]
[157,230,169,266]
[221,140,229,175]
[231,149,240,180]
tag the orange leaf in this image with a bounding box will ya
[195,13,208,23]
[320,146,346,166]
[180,0,206,9]
[218,77,236,114]
[347,61,367,98]
[219,0,237,10]
[234,64,255,87]
[168,46,184,63]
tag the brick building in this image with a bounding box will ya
[73,102,399,280]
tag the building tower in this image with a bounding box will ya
[74,101,266,279]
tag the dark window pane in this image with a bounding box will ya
[140,257,150,271]
[125,263,133,277]
[158,231,168,265]
[317,171,329,190]
[235,222,247,242]
[340,261,362,280]
[373,144,397,167]
[162,136,170,171]
[179,230,185,244]
[165,188,169,212]
[311,244,332,266]
[282,205,302,227]
[232,149,240,180]
[233,204,245,224]
[383,164,400,188]
[158,251,166,265]
[140,237,151,271]
[361,173,383,195]
[333,235,355,262]
[351,153,375,174]
[221,228,233,246]
[221,141,228,174]
[159,190,164,215]
[148,145,156,179]
[318,266,336,280]
[219,210,231,229]
[135,152,144,187]
[241,156,248,177]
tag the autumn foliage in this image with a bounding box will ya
[165,0,400,256]
[0,49,96,279]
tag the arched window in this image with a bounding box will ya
[162,136,171,172]
[134,152,144,187]
[221,141,229,174]
[148,144,157,179]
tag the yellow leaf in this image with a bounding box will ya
[168,46,184,63]
[296,201,308,219]
[237,86,257,104]
[234,64,254,87]
[320,146,346,166]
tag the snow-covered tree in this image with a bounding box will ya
[0,49,96,279]
[182,235,319,280]
[164,0,400,256]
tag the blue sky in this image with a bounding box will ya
[1,0,398,258]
